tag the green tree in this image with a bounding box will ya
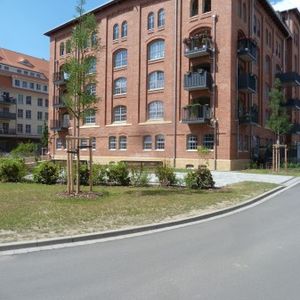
[41,122,49,148]
[63,0,100,194]
[267,79,292,144]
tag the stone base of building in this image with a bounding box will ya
[52,154,251,171]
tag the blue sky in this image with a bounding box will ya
[0,0,298,60]
[0,0,107,60]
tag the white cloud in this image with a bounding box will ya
[272,0,300,11]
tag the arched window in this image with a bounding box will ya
[87,56,96,74]
[186,135,198,150]
[91,32,97,47]
[148,39,165,61]
[155,135,165,150]
[158,9,165,28]
[66,40,71,54]
[86,83,96,96]
[148,101,164,120]
[119,136,127,150]
[203,0,211,13]
[265,55,271,79]
[148,12,155,30]
[190,0,198,17]
[114,77,127,95]
[121,21,128,38]
[113,105,127,122]
[148,71,164,90]
[143,136,152,150]
[59,42,65,56]
[113,24,119,40]
[114,49,128,68]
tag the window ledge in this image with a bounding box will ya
[186,150,198,152]
[114,66,127,72]
[148,58,164,64]
[148,29,155,34]
[121,37,127,42]
[189,15,199,22]
[155,149,165,152]
[143,149,153,152]
[158,26,165,31]
[80,124,99,129]
[148,88,164,94]
[113,39,119,44]
[119,149,127,151]
[113,94,127,99]
[106,123,132,127]
[139,120,171,125]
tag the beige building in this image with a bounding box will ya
[0,48,49,152]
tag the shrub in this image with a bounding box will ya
[79,164,90,186]
[0,158,26,182]
[11,142,38,158]
[106,162,130,186]
[130,167,149,187]
[92,164,107,185]
[185,166,215,189]
[33,161,59,184]
[155,164,177,186]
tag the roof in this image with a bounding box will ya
[280,8,300,25]
[44,0,290,37]
[0,48,49,79]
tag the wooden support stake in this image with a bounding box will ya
[285,145,288,172]
[89,137,93,192]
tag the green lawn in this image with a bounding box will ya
[242,168,300,177]
[0,182,277,243]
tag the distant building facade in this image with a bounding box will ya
[0,48,49,152]
[45,0,300,170]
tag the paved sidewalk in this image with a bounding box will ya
[149,171,294,188]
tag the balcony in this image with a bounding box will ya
[275,72,300,87]
[283,99,300,109]
[238,73,256,93]
[0,111,17,120]
[237,38,257,62]
[184,71,212,91]
[50,120,69,132]
[183,36,212,58]
[53,71,68,85]
[239,107,259,125]
[0,128,16,135]
[53,96,66,109]
[0,94,16,105]
[182,104,211,124]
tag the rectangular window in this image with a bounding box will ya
[18,94,24,104]
[56,138,64,150]
[187,135,198,150]
[37,98,43,106]
[26,96,31,105]
[80,139,88,150]
[37,125,43,135]
[36,84,41,91]
[84,110,96,124]
[92,137,96,150]
[25,124,31,134]
[17,124,23,133]
[45,99,49,107]
[30,82,35,89]
[119,136,127,150]
[203,134,214,150]
[17,109,23,119]
[26,110,31,119]
[15,79,20,87]
[37,111,43,120]
[22,81,28,88]
[143,136,152,150]
[109,136,117,150]
[43,85,48,92]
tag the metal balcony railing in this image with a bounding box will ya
[0,94,16,105]
[184,36,212,58]
[276,72,300,87]
[182,104,211,124]
[53,96,66,108]
[53,71,68,85]
[239,108,259,125]
[237,38,257,62]
[50,120,69,131]
[238,73,257,93]
[0,111,17,120]
[184,71,212,91]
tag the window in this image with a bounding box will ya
[60,42,65,56]
[158,9,165,28]
[148,40,165,61]
[38,98,43,107]
[143,136,152,150]
[56,138,64,150]
[22,81,28,88]
[26,96,31,105]
[37,125,43,135]
[18,94,23,104]
[91,32,97,47]
[17,109,23,119]
[121,21,128,38]
[119,136,127,150]
[114,49,128,68]
[92,137,96,150]
[203,0,211,13]
[187,135,198,150]
[113,24,119,40]
[30,82,34,89]
[148,13,155,30]
[109,136,117,150]
[45,112,49,121]
[87,57,96,74]
[66,39,71,53]
[45,99,49,107]
[86,84,96,96]
[203,134,214,149]
[15,79,20,87]
[84,110,96,124]
[25,124,31,134]
[36,83,41,91]
[37,111,43,120]
[80,139,88,150]
[17,124,23,133]
[155,134,165,150]
[26,110,31,119]
[43,85,48,92]
[114,77,127,95]
[148,71,164,90]
[113,105,127,122]
[148,101,164,120]
[190,0,198,17]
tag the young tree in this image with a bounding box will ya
[41,122,49,149]
[63,0,100,194]
[267,79,292,144]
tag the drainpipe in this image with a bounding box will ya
[173,0,179,168]
[212,14,217,170]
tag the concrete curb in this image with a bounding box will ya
[0,185,286,252]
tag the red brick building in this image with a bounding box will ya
[45,0,300,170]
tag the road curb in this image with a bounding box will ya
[0,185,287,252]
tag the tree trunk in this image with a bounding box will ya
[76,117,80,195]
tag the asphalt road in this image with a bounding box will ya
[1,184,300,300]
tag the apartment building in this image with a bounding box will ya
[0,48,49,152]
[45,0,300,170]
